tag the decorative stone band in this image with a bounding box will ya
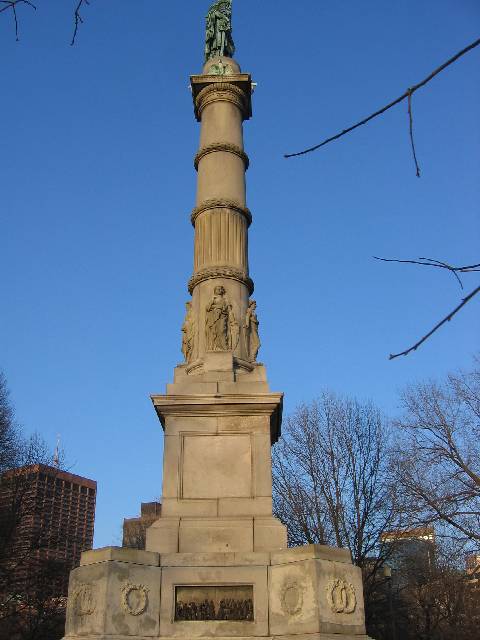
[194,142,249,172]
[191,199,252,227]
[195,82,249,119]
[188,266,254,295]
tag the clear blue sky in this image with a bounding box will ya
[1,1,478,548]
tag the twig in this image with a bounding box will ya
[71,0,89,46]
[373,256,480,290]
[0,0,36,41]
[389,285,480,360]
[284,37,480,159]
[407,89,421,177]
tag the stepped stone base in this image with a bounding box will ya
[62,545,373,640]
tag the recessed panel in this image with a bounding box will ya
[175,585,254,621]
[182,434,252,499]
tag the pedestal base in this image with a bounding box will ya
[62,545,373,640]
[64,633,373,640]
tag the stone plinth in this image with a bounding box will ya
[145,387,287,556]
[63,545,373,640]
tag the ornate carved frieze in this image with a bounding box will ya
[188,266,254,295]
[191,199,252,227]
[194,142,249,171]
[72,584,96,617]
[195,82,249,119]
[325,579,356,614]
[121,582,149,616]
[174,585,254,622]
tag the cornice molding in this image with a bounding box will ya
[191,199,252,227]
[194,142,249,171]
[188,266,254,295]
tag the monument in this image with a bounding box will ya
[62,3,373,639]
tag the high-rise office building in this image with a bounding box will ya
[0,463,96,597]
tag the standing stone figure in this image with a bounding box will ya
[205,286,238,351]
[244,300,260,362]
[205,0,235,62]
[181,301,195,363]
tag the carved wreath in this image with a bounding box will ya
[280,580,304,616]
[121,582,149,616]
[325,579,356,614]
[72,584,96,616]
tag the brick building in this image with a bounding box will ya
[0,463,96,598]
[123,502,161,550]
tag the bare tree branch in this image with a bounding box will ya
[389,285,480,360]
[71,0,90,46]
[373,256,480,290]
[284,37,480,160]
[0,0,36,41]
[407,89,421,177]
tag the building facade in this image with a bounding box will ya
[123,502,161,550]
[0,463,96,598]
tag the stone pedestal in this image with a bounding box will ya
[63,545,373,640]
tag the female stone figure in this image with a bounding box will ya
[205,286,230,351]
[205,0,235,62]
[181,301,195,363]
[244,300,260,362]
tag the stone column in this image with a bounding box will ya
[187,57,254,369]
[146,57,287,555]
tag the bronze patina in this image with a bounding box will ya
[205,0,235,62]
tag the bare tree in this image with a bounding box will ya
[0,373,20,474]
[389,539,480,640]
[272,392,405,633]
[394,356,480,545]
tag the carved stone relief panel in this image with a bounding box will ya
[175,585,254,621]
[121,582,150,616]
[280,580,304,616]
[72,584,96,617]
[325,578,356,614]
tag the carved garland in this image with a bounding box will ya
[280,581,304,616]
[195,82,248,119]
[121,582,149,616]
[191,199,252,227]
[325,579,356,615]
[188,266,254,295]
[194,143,249,171]
[72,584,96,617]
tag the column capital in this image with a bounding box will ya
[190,74,253,122]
